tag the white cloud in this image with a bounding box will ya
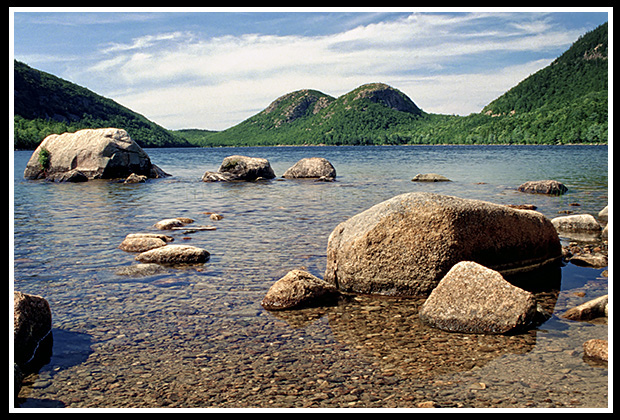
[76,12,584,130]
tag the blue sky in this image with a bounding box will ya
[10,8,610,131]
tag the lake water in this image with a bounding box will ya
[12,145,609,409]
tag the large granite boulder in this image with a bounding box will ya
[23,128,169,181]
[202,155,276,182]
[418,261,538,334]
[324,192,562,297]
[14,291,52,366]
[282,157,336,180]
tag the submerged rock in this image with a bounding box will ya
[261,270,339,311]
[418,261,538,334]
[23,128,170,181]
[282,157,336,180]
[324,192,562,297]
[135,245,210,265]
[202,155,276,182]
[517,180,568,195]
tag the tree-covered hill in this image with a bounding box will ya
[13,60,190,149]
[193,22,607,146]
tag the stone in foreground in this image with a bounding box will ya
[135,245,210,265]
[24,128,169,181]
[261,270,339,310]
[418,261,537,334]
[324,192,561,297]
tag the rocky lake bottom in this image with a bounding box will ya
[12,145,609,410]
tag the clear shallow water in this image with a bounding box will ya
[12,145,609,409]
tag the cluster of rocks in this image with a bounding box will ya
[118,217,214,267]
[260,191,608,362]
[202,155,336,182]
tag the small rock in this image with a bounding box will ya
[583,339,608,362]
[261,270,339,311]
[551,214,602,233]
[210,214,224,221]
[506,204,537,210]
[135,245,210,265]
[154,218,194,230]
[517,180,568,195]
[561,295,608,321]
[124,173,147,183]
[411,173,451,182]
[119,233,173,252]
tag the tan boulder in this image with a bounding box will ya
[418,262,537,334]
[324,192,562,297]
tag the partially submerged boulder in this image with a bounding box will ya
[119,233,174,252]
[135,245,210,265]
[202,155,276,182]
[282,157,336,180]
[261,270,339,311]
[551,214,602,233]
[324,192,562,297]
[517,180,568,195]
[418,262,538,334]
[24,128,170,181]
[562,295,608,321]
[153,218,194,230]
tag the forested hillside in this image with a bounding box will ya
[189,22,607,146]
[13,60,190,149]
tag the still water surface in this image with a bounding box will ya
[13,145,609,409]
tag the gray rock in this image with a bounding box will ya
[261,270,339,311]
[135,245,210,265]
[517,180,568,195]
[418,261,537,334]
[282,157,336,180]
[202,155,276,182]
[13,291,52,365]
[23,128,169,181]
[411,173,451,182]
[324,192,562,297]
[551,214,602,241]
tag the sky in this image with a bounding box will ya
[10,8,611,131]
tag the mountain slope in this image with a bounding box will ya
[13,60,189,149]
[198,83,425,146]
